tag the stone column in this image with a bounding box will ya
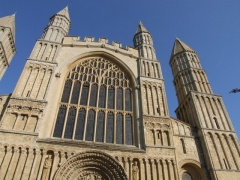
[2,146,15,179]
[168,160,174,180]
[50,152,59,179]
[145,159,151,180]
[139,159,145,180]
[129,158,133,180]
[151,159,157,180]
[13,148,26,179]
[162,160,168,180]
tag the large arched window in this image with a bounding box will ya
[53,57,134,145]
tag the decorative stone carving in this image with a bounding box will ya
[132,161,139,180]
[54,151,128,180]
[41,156,52,180]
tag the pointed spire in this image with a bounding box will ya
[136,21,149,34]
[56,6,70,20]
[171,38,195,56]
[0,14,15,41]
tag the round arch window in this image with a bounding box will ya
[52,57,134,145]
[182,172,192,180]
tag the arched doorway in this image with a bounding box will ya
[54,151,128,180]
[179,160,205,180]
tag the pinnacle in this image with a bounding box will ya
[171,38,195,56]
[136,21,149,34]
[56,6,70,20]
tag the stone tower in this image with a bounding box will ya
[170,38,240,179]
[134,22,169,118]
[1,7,70,134]
[0,14,16,80]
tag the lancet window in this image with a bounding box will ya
[53,57,134,145]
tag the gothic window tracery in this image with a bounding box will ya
[53,57,134,145]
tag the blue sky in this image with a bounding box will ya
[0,0,240,138]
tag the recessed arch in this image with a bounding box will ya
[54,151,128,180]
[179,159,205,180]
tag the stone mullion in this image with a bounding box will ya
[114,86,117,144]
[83,108,89,141]
[72,107,79,140]
[50,152,59,179]
[31,149,43,180]
[139,159,145,180]
[123,113,126,144]
[103,110,107,143]
[93,109,98,142]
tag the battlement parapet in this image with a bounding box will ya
[62,36,138,58]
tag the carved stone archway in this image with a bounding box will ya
[54,151,128,180]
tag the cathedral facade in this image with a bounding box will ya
[0,7,239,180]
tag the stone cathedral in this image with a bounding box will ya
[0,7,239,180]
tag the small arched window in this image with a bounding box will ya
[213,117,220,129]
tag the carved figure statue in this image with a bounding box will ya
[132,161,139,180]
[41,156,52,180]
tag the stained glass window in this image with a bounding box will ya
[125,89,132,111]
[96,111,105,142]
[98,86,106,108]
[75,108,86,140]
[61,80,72,103]
[89,84,98,107]
[64,107,76,139]
[85,110,95,141]
[80,84,89,105]
[54,57,134,146]
[53,106,67,138]
[126,115,133,145]
[117,88,123,110]
[108,87,115,109]
[116,114,123,144]
[71,81,80,104]
[106,112,114,143]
